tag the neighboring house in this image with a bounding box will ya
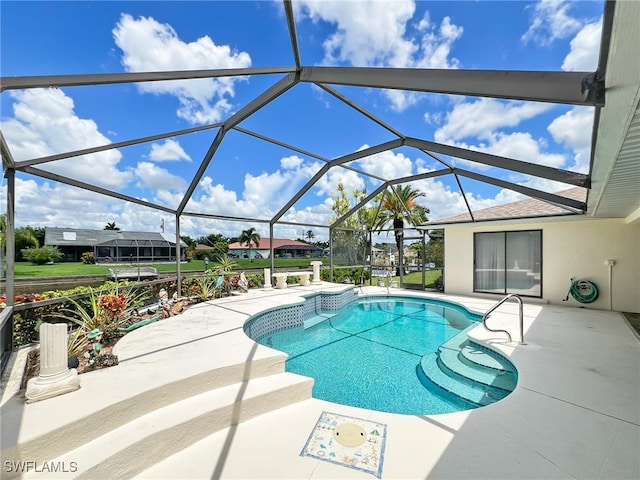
[422,188,640,313]
[44,227,187,263]
[227,238,323,259]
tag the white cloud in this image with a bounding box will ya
[434,98,553,143]
[112,14,252,124]
[547,106,594,173]
[414,14,463,69]
[451,132,567,169]
[315,168,367,199]
[149,139,192,162]
[280,155,304,169]
[1,89,133,189]
[353,149,415,180]
[522,0,583,46]
[3,177,167,232]
[562,20,601,71]
[243,158,322,210]
[134,161,187,191]
[296,0,462,111]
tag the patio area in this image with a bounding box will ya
[1,283,639,479]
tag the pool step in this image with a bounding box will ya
[459,341,515,374]
[418,333,516,407]
[419,354,497,406]
[22,372,314,480]
[303,312,337,329]
[439,346,517,392]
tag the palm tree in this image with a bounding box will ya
[104,222,120,231]
[374,185,429,274]
[305,230,315,243]
[238,227,261,261]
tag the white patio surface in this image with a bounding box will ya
[1,283,638,479]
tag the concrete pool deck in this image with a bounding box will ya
[1,284,639,479]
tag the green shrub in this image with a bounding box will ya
[21,246,62,265]
[322,266,369,284]
[81,252,95,264]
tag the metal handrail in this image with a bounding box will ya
[482,294,525,344]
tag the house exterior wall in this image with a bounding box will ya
[443,217,640,313]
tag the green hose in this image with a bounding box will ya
[567,279,599,303]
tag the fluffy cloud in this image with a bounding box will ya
[112,14,252,124]
[521,0,583,46]
[1,89,132,189]
[352,148,416,180]
[296,0,462,111]
[562,20,601,71]
[434,98,552,143]
[547,106,594,173]
[149,139,192,162]
[3,176,166,231]
[134,161,187,191]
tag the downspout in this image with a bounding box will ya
[607,259,615,311]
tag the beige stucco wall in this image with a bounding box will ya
[443,217,640,313]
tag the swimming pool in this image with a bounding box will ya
[246,294,517,415]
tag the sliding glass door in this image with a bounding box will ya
[474,230,542,297]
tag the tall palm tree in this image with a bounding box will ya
[104,222,120,231]
[374,185,429,273]
[238,227,261,261]
[305,230,315,243]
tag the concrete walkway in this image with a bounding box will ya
[2,285,639,479]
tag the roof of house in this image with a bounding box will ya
[45,227,187,247]
[228,238,321,250]
[424,187,588,226]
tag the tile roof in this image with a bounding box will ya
[426,187,588,225]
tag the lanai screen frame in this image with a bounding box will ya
[0,0,613,303]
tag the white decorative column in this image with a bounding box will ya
[26,323,80,403]
[263,268,272,289]
[310,261,323,284]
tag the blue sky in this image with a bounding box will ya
[1,0,604,242]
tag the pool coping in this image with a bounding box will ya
[2,284,639,479]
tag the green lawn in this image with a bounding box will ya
[12,258,330,278]
[12,260,441,286]
[399,270,441,287]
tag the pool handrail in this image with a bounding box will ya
[482,294,525,344]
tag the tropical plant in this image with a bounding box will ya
[192,274,221,300]
[51,286,149,342]
[330,182,373,265]
[67,326,89,358]
[15,227,40,260]
[374,184,429,273]
[305,230,315,242]
[238,227,261,261]
[214,254,238,275]
[21,246,62,265]
[104,222,120,231]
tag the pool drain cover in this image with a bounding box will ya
[301,411,387,478]
[333,422,366,447]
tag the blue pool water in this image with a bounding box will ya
[257,296,488,415]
